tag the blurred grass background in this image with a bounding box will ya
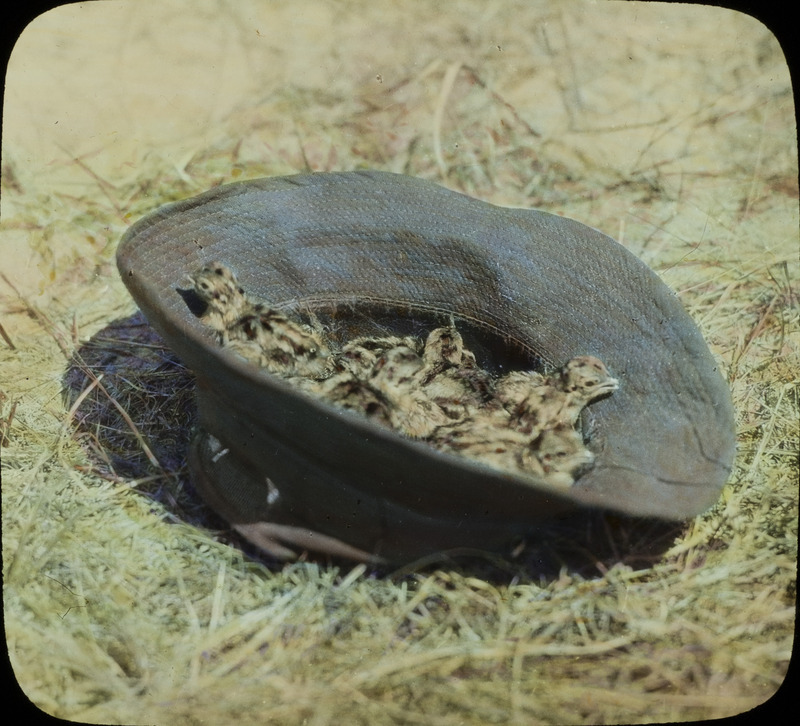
[1,1,797,723]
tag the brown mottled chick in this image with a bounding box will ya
[236,303,333,378]
[418,324,491,420]
[340,334,421,378]
[295,371,392,427]
[187,262,264,365]
[188,262,333,378]
[496,355,618,435]
[369,344,450,438]
[432,404,522,471]
[188,262,250,332]
[521,425,596,489]
[493,370,545,409]
[435,410,594,487]
[420,324,473,373]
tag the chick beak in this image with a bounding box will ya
[597,377,619,396]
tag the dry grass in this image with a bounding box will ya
[2,1,797,724]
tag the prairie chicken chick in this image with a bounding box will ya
[421,324,474,373]
[418,324,490,420]
[338,342,379,378]
[496,355,618,434]
[339,334,422,377]
[348,334,423,356]
[370,344,425,387]
[558,355,619,408]
[188,262,333,378]
[234,302,333,378]
[433,405,530,476]
[385,390,451,439]
[494,370,547,410]
[522,425,595,489]
[299,371,392,426]
[369,345,449,438]
[431,403,511,451]
[188,262,266,365]
[421,367,491,421]
[187,262,250,332]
